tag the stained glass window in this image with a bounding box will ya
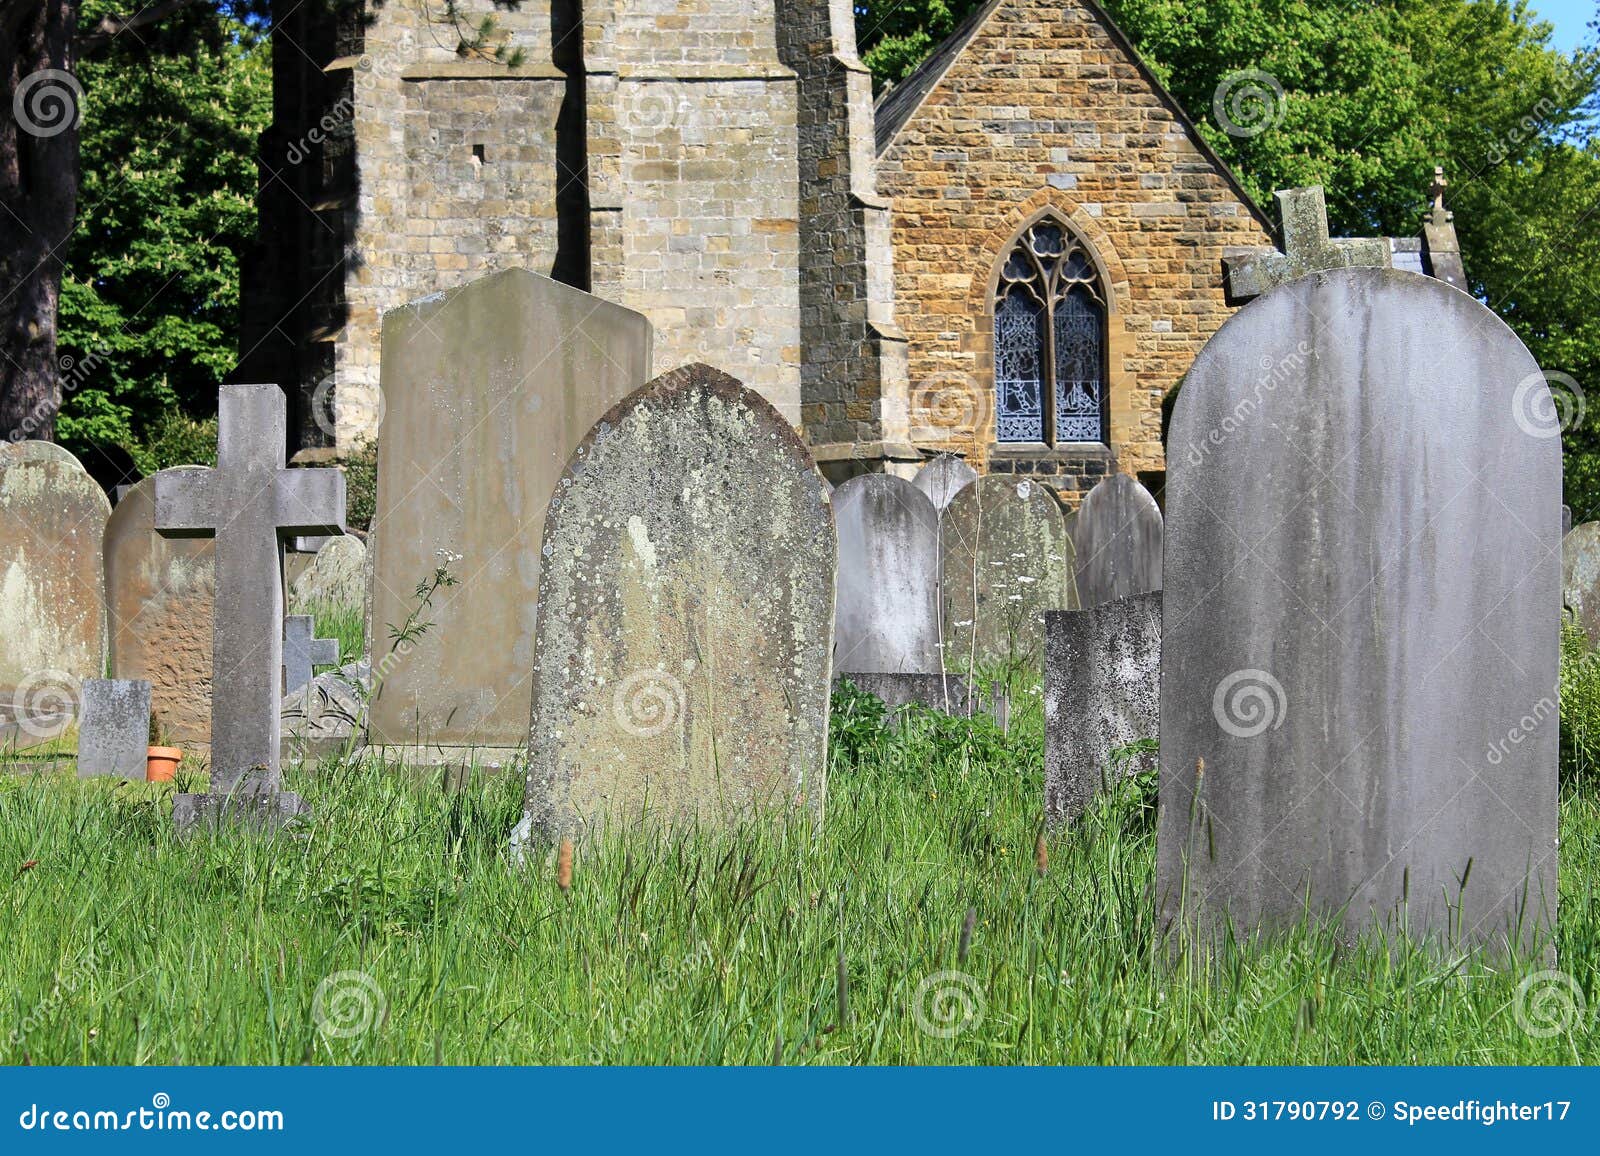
[992,219,1107,444]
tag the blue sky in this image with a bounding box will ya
[1531,0,1597,52]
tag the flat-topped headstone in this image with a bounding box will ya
[1158,268,1560,957]
[833,474,941,675]
[77,678,152,780]
[282,615,339,696]
[369,269,652,752]
[523,364,835,839]
[103,469,215,749]
[913,455,978,512]
[1563,521,1600,648]
[288,533,366,614]
[0,441,110,721]
[157,385,345,829]
[1072,473,1163,608]
[940,475,1077,671]
[1045,595,1160,825]
[1224,186,1389,301]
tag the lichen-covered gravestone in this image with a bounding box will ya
[0,442,109,733]
[288,534,366,615]
[1159,268,1560,956]
[940,475,1077,670]
[524,364,835,839]
[833,475,941,674]
[369,269,652,754]
[914,455,977,512]
[1072,473,1162,608]
[1044,595,1159,825]
[1563,521,1600,648]
[77,679,152,780]
[103,469,215,749]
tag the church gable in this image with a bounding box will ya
[875,0,1274,500]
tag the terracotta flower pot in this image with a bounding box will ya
[146,746,181,783]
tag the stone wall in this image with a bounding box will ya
[876,0,1273,502]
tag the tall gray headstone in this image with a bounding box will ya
[524,364,835,839]
[156,385,345,828]
[914,455,978,512]
[833,475,941,675]
[1045,595,1160,825]
[283,615,339,696]
[77,678,152,780]
[1072,473,1163,608]
[940,475,1077,671]
[1563,521,1600,648]
[369,269,652,753]
[1158,268,1559,956]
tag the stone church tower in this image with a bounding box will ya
[238,0,911,475]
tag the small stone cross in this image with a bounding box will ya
[156,384,345,829]
[283,615,340,696]
[1224,186,1390,301]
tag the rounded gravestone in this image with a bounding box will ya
[1563,521,1600,648]
[0,441,110,725]
[914,455,978,512]
[524,364,836,839]
[1159,268,1560,957]
[289,533,367,614]
[940,475,1077,671]
[1072,472,1163,608]
[832,475,941,674]
[103,469,215,748]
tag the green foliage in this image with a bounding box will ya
[341,440,379,532]
[857,1,987,89]
[132,411,218,474]
[1561,620,1600,788]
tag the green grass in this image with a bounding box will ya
[0,676,1596,1065]
[289,599,366,669]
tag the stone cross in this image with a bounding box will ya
[156,384,345,828]
[1224,186,1389,301]
[1428,165,1450,225]
[283,615,339,696]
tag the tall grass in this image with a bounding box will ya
[0,671,1595,1065]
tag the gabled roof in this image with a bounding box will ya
[872,0,1276,238]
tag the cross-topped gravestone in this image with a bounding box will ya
[1224,186,1389,301]
[156,385,345,829]
[282,615,339,696]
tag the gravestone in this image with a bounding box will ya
[832,475,941,675]
[103,469,215,749]
[288,534,366,614]
[283,615,339,696]
[1072,473,1163,608]
[523,364,835,839]
[77,679,152,780]
[832,672,971,716]
[156,385,345,828]
[1158,268,1559,956]
[0,442,110,731]
[1563,521,1600,648]
[1224,186,1389,301]
[1044,595,1160,825]
[914,455,978,512]
[369,269,652,753]
[1562,505,1572,537]
[940,475,1077,671]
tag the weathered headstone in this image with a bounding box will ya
[832,672,971,716]
[283,615,339,696]
[914,455,978,512]
[156,385,345,828]
[103,469,215,749]
[523,364,835,839]
[77,679,152,780]
[288,533,366,614]
[1,441,110,733]
[1072,473,1163,608]
[1224,186,1389,301]
[1158,268,1559,956]
[1044,595,1160,825]
[833,475,941,675]
[940,475,1077,671]
[1563,521,1600,648]
[1562,505,1573,537]
[369,269,652,753]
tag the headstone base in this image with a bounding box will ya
[834,673,972,715]
[172,790,309,835]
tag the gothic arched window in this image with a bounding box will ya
[993,219,1108,445]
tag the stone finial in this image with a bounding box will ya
[1224,186,1390,301]
[1421,165,1467,292]
[1429,165,1451,226]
